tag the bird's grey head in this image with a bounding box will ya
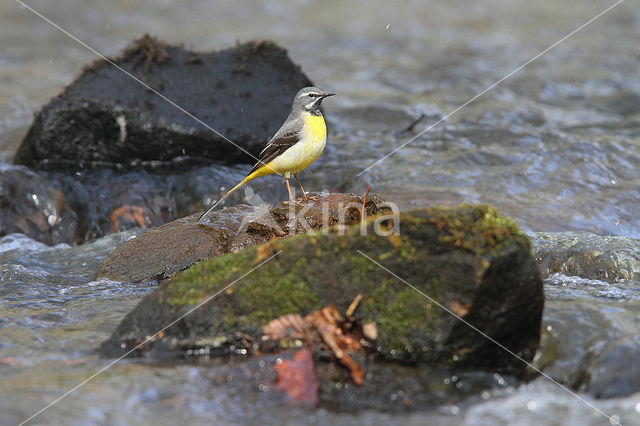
[291,87,335,115]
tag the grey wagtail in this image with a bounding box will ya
[197,87,334,222]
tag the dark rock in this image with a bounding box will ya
[34,162,266,245]
[584,335,640,398]
[531,231,640,282]
[594,90,640,117]
[194,350,514,413]
[0,163,240,247]
[100,205,543,378]
[97,192,389,282]
[537,273,640,399]
[52,164,248,244]
[0,165,78,244]
[2,160,312,246]
[55,168,179,244]
[14,35,312,171]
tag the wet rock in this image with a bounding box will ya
[594,91,640,117]
[97,192,388,282]
[0,165,78,244]
[2,161,298,246]
[35,162,269,245]
[100,204,543,378]
[537,274,640,399]
[195,350,513,412]
[56,168,180,244]
[531,231,640,283]
[14,35,312,171]
[585,334,640,398]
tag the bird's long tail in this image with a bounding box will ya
[196,167,267,223]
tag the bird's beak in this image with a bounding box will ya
[322,93,335,98]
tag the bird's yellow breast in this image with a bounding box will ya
[303,113,327,142]
[251,112,327,178]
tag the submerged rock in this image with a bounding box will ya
[537,273,640,400]
[97,192,388,282]
[196,350,515,412]
[53,164,252,244]
[100,205,543,380]
[14,35,312,171]
[531,231,640,282]
[0,165,78,244]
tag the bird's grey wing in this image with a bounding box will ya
[248,117,304,174]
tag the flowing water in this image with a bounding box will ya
[1,0,640,424]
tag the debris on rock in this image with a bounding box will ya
[262,298,375,386]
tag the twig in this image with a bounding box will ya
[361,184,371,222]
[401,112,426,133]
[346,294,363,318]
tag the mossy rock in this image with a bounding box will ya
[100,204,543,374]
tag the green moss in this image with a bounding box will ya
[425,204,529,255]
[231,256,319,325]
[164,241,319,333]
[341,251,380,280]
[360,278,445,361]
[165,249,253,307]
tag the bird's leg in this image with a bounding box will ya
[293,173,308,200]
[283,172,306,206]
[284,178,293,203]
[294,173,318,201]
[284,173,294,203]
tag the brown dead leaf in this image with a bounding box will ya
[304,303,365,385]
[274,348,318,404]
[256,242,274,262]
[450,300,471,317]
[262,314,308,340]
[263,302,371,387]
[321,303,343,324]
[336,334,362,351]
[318,324,344,358]
[339,353,365,385]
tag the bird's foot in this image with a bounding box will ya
[283,199,306,207]
[301,192,319,202]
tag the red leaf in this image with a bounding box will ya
[274,348,318,404]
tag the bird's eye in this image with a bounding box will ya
[308,93,316,98]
